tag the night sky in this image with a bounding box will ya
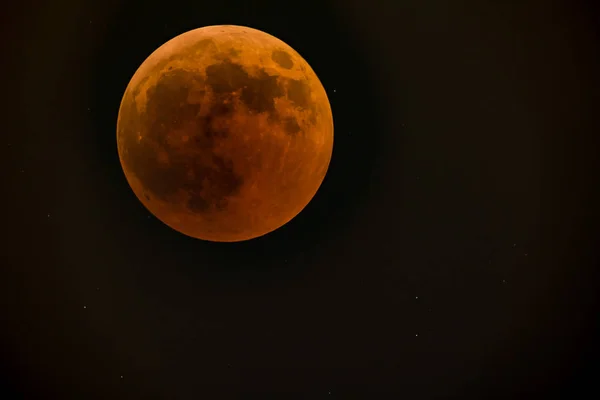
[3,0,599,398]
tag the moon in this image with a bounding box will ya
[117,25,334,242]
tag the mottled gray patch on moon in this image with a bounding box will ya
[282,117,301,136]
[121,68,244,214]
[271,50,294,69]
[205,60,284,119]
[286,78,311,109]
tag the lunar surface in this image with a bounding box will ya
[117,25,334,242]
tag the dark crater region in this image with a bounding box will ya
[120,59,316,213]
[121,68,243,213]
[271,50,294,69]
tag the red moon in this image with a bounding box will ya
[117,25,334,242]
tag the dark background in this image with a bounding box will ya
[2,0,599,398]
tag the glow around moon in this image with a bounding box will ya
[117,25,334,242]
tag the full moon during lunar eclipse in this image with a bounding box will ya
[117,25,334,242]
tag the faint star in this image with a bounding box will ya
[333,89,336,93]
[415,296,419,299]
[83,305,87,309]
[512,243,517,247]
[415,334,418,337]
[120,375,123,379]
[47,213,50,218]
[524,253,528,256]
[502,279,507,283]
